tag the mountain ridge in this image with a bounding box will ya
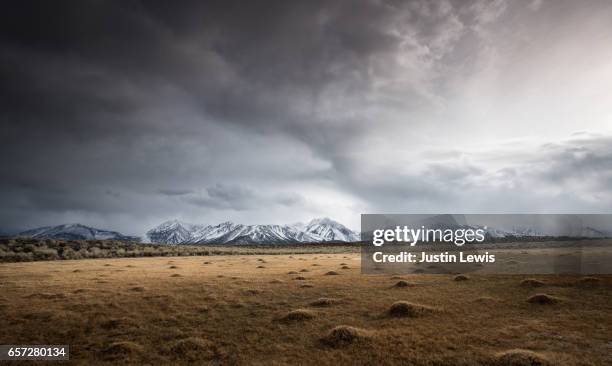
[18,223,140,241]
[146,218,359,244]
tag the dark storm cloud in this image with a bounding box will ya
[1,0,611,234]
[181,184,304,211]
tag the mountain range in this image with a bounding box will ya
[145,217,360,244]
[17,223,140,241]
[14,218,360,244]
[13,216,611,244]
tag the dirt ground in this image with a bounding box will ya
[0,253,611,365]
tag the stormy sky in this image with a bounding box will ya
[1,0,612,236]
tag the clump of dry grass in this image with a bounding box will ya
[311,263,320,266]
[100,341,144,361]
[520,279,545,287]
[203,261,212,264]
[388,301,435,317]
[270,279,284,284]
[309,297,341,307]
[454,274,469,281]
[279,309,316,322]
[170,337,217,361]
[527,293,560,305]
[325,271,339,276]
[294,276,307,280]
[393,280,414,288]
[256,265,266,268]
[72,269,82,273]
[341,265,350,270]
[129,286,145,292]
[494,349,550,366]
[578,276,601,286]
[170,274,182,278]
[169,265,179,269]
[299,269,309,272]
[320,325,372,347]
[300,284,314,288]
[287,271,298,274]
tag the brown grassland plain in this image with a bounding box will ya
[0,253,611,365]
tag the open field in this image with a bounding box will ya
[1,253,611,365]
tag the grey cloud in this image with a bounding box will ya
[182,184,305,211]
[158,189,194,196]
[1,0,611,234]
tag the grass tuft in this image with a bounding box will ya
[309,297,340,307]
[393,280,413,288]
[320,325,372,347]
[527,293,560,305]
[388,301,435,317]
[520,279,545,287]
[100,341,144,361]
[279,309,316,322]
[170,337,217,361]
[494,349,550,366]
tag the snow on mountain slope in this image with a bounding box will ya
[146,218,360,244]
[18,224,139,241]
[145,220,204,244]
[302,218,360,242]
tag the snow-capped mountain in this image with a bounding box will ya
[145,220,205,244]
[302,217,360,242]
[146,218,359,244]
[18,224,140,241]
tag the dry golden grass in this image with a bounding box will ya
[0,253,611,365]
